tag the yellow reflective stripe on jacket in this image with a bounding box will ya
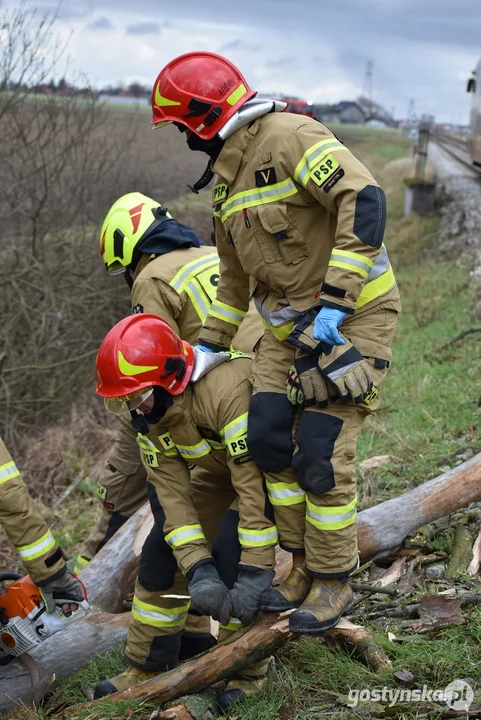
[306,496,357,531]
[165,524,206,548]
[210,300,246,327]
[220,617,245,632]
[357,267,396,309]
[132,595,190,628]
[220,178,298,222]
[293,139,347,187]
[170,253,218,292]
[184,280,211,322]
[220,413,249,442]
[238,525,278,548]
[207,439,225,451]
[73,555,89,574]
[329,249,374,279]
[176,439,211,460]
[266,480,306,507]
[0,460,20,485]
[17,530,56,561]
[254,299,302,342]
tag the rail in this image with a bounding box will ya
[431,130,481,175]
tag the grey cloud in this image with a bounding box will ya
[125,22,161,35]
[87,17,113,30]
[265,56,296,69]
[219,39,259,52]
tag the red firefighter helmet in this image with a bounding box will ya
[96,314,194,404]
[151,51,257,140]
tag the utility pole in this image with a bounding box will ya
[406,99,416,127]
[363,60,373,118]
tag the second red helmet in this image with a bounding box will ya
[96,314,194,400]
[151,51,257,140]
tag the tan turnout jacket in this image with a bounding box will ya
[137,354,277,576]
[0,437,65,583]
[200,112,401,361]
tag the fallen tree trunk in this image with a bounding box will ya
[58,611,294,718]
[4,453,481,712]
[357,452,481,560]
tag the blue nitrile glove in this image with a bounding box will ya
[312,307,348,346]
[194,343,219,353]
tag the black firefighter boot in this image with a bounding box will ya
[259,553,311,612]
[289,577,353,634]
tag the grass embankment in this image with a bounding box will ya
[4,128,481,719]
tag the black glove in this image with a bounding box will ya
[219,569,275,627]
[39,568,87,613]
[187,562,229,621]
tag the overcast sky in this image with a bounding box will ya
[8,0,481,123]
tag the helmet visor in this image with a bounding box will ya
[105,261,126,275]
[152,120,173,130]
[104,387,154,415]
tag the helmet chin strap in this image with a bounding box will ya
[188,98,287,194]
[188,158,215,195]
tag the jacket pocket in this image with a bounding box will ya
[256,203,308,265]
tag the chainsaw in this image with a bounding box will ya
[0,572,91,659]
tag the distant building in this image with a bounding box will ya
[314,101,366,125]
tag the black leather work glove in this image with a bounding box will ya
[316,334,374,404]
[187,562,229,621]
[219,569,275,627]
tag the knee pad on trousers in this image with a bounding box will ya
[147,481,167,528]
[248,392,296,473]
[127,630,182,671]
[212,509,241,589]
[96,512,129,553]
[179,631,216,661]
[138,524,177,592]
[293,412,344,494]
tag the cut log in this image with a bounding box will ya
[58,611,294,718]
[0,611,130,711]
[80,501,153,612]
[357,452,481,561]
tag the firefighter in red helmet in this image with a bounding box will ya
[94,314,276,708]
[150,52,401,635]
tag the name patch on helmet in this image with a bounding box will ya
[212,183,228,205]
[310,154,340,187]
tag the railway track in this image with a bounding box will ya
[431,130,481,175]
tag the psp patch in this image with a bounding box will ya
[132,304,144,314]
[212,183,228,205]
[310,154,340,187]
[255,167,277,187]
[96,483,107,500]
[227,434,249,457]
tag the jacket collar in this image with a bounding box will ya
[213,118,261,186]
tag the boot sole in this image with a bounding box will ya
[260,597,305,612]
[289,602,354,635]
